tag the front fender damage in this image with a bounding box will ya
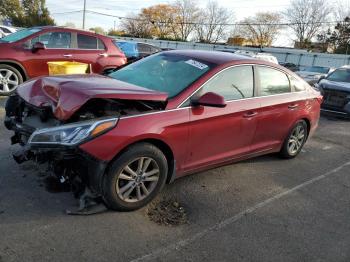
[4,93,165,215]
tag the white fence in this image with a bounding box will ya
[115,36,350,68]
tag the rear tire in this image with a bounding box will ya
[279,120,308,159]
[102,143,168,211]
[0,64,23,96]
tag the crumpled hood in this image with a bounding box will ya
[16,74,168,121]
[318,79,350,93]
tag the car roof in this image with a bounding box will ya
[164,49,255,65]
[29,26,114,39]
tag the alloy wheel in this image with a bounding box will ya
[287,124,306,155]
[116,157,160,203]
[0,69,19,94]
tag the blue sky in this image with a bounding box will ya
[46,0,350,46]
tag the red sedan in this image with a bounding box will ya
[4,50,322,212]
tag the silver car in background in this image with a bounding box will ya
[296,66,334,85]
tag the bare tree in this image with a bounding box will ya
[237,12,282,47]
[333,0,350,21]
[120,13,153,38]
[195,1,233,43]
[284,0,332,48]
[172,0,200,41]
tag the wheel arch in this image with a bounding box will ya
[301,117,311,137]
[0,60,28,80]
[106,138,176,184]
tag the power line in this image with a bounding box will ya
[51,10,83,15]
[84,10,344,27]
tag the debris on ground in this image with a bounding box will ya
[146,198,188,226]
[43,176,70,193]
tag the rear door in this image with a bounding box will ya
[22,31,73,77]
[251,66,301,152]
[68,33,108,74]
[184,65,260,172]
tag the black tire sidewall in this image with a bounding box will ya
[102,143,168,211]
[280,120,308,158]
[0,64,23,96]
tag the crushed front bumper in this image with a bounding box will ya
[4,95,109,206]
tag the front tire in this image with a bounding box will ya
[0,64,23,96]
[279,120,308,159]
[102,143,168,211]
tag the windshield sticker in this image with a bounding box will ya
[185,59,209,70]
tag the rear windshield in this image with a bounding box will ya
[326,69,350,83]
[109,53,213,98]
[0,28,41,43]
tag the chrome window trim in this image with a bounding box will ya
[177,64,257,108]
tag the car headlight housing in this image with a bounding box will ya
[28,118,118,146]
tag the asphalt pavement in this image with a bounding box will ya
[0,96,350,262]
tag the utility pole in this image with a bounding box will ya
[82,0,87,29]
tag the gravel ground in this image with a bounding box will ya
[0,96,350,262]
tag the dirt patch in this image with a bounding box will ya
[146,198,188,226]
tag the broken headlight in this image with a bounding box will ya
[28,118,118,146]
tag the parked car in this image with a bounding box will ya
[0,25,17,37]
[279,62,299,72]
[295,66,334,85]
[315,66,350,117]
[0,26,127,95]
[4,50,322,212]
[114,41,161,62]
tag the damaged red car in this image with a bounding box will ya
[4,50,322,212]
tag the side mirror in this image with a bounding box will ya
[32,42,46,52]
[192,92,226,108]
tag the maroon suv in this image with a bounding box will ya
[0,26,127,95]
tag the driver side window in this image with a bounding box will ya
[31,31,71,49]
[199,66,254,101]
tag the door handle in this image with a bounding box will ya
[99,53,108,57]
[63,54,72,57]
[288,104,299,109]
[243,111,258,118]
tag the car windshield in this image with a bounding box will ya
[109,53,213,98]
[0,28,41,43]
[326,68,350,83]
[299,66,329,74]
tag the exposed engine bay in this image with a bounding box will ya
[4,94,166,214]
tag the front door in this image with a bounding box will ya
[23,31,73,78]
[184,65,260,172]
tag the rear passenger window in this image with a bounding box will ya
[200,66,254,101]
[290,76,306,92]
[78,34,97,49]
[97,38,106,50]
[257,67,290,96]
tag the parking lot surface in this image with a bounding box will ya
[0,96,350,262]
